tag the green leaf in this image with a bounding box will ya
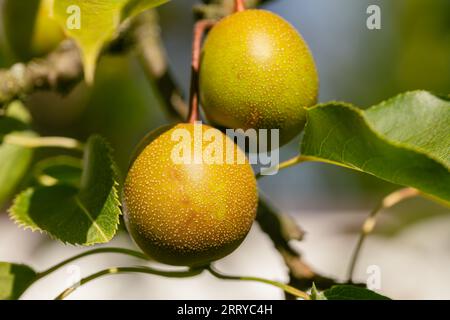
[33,156,82,187]
[0,102,34,208]
[301,91,450,204]
[0,138,34,208]
[9,135,121,245]
[0,262,37,300]
[0,117,28,141]
[323,285,390,300]
[52,0,169,83]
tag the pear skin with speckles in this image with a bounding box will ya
[123,123,258,266]
[199,9,319,146]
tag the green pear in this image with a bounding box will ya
[200,9,319,146]
[123,123,258,266]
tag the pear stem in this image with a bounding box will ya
[235,0,246,12]
[188,20,216,124]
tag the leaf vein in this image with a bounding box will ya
[75,196,108,242]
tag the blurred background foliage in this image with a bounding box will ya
[0,0,448,224]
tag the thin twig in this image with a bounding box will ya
[346,188,420,282]
[55,266,204,300]
[131,7,336,296]
[37,247,149,280]
[0,0,340,299]
[206,265,310,300]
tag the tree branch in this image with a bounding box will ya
[55,266,203,300]
[0,41,83,106]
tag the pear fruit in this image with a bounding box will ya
[200,9,319,146]
[123,123,258,266]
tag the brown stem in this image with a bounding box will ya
[235,0,246,12]
[188,20,216,124]
[0,1,343,299]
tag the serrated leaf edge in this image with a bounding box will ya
[8,188,43,234]
[8,135,122,246]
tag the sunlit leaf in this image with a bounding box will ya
[301,91,450,204]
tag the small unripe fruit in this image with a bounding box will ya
[200,9,319,146]
[123,123,258,266]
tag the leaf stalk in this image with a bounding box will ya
[4,134,84,152]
